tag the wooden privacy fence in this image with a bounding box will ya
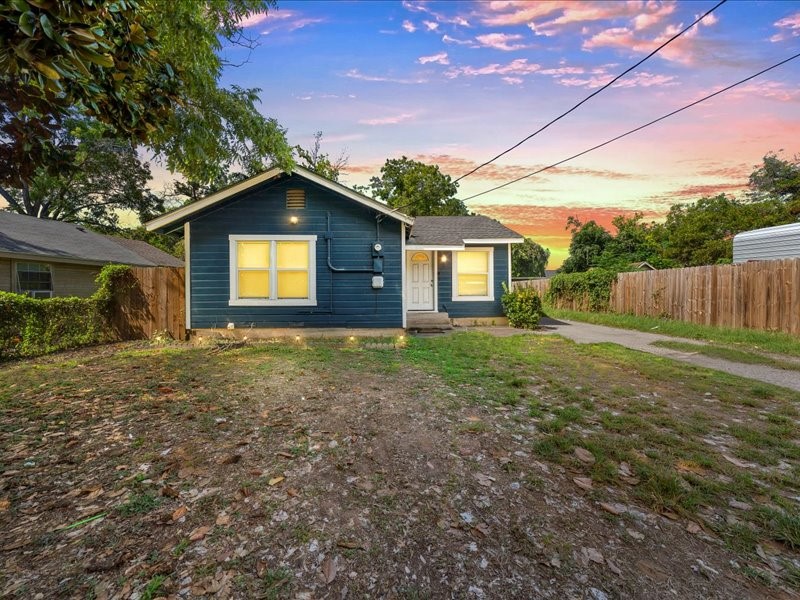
[611,259,800,334]
[512,259,800,334]
[110,266,186,341]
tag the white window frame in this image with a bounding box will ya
[14,260,54,297]
[229,235,317,306]
[452,247,494,302]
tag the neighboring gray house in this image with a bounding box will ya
[0,211,182,298]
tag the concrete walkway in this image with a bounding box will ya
[476,318,800,393]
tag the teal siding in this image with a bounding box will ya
[189,175,403,328]
[436,244,508,318]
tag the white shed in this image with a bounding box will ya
[733,222,800,263]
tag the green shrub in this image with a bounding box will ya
[546,269,617,312]
[501,283,542,329]
[0,264,131,359]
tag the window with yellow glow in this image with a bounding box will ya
[230,236,316,305]
[453,249,493,300]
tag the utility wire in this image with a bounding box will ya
[453,0,728,183]
[459,51,800,202]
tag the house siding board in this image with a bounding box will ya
[0,258,10,292]
[189,176,403,328]
[54,264,100,297]
[437,244,508,318]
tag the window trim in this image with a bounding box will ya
[452,247,494,302]
[14,260,54,296]
[228,235,317,306]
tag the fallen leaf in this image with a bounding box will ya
[471,523,490,537]
[216,513,231,526]
[474,473,494,487]
[189,525,211,541]
[322,555,337,584]
[276,451,294,459]
[0,498,9,512]
[172,506,188,521]
[676,460,707,475]
[582,547,604,564]
[574,447,595,465]
[157,386,175,394]
[219,454,241,465]
[606,559,622,576]
[337,540,365,550]
[599,502,625,515]
[268,476,285,486]
[686,522,702,534]
[722,454,754,469]
[286,488,300,497]
[573,477,593,491]
[729,499,752,511]
[161,486,180,499]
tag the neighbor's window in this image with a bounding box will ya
[452,248,493,301]
[229,235,316,306]
[16,262,53,297]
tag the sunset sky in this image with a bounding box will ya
[218,0,800,267]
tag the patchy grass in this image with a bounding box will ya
[652,340,800,372]
[545,306,800,358]
[1,335,798,597]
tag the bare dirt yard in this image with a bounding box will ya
[1,332,799,599]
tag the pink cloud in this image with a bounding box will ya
[445,58,540,79]
[770,12,800,42]
[442,34,474,46]
[402,20,416,33]
[502,77,523,85]
[480,1,572,26]
[423,20,439,31]
[402,0,471,27]
[251,10,323,35]
[633,1,677,30]
[583,16,720,66]
[418,52,449,65]
[475,32,528,51]
[358,112,417,126]
[556,71,678,89]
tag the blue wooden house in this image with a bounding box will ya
[146,167,523,333]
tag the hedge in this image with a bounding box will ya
[545,268,617,312]
[0,264,131,359]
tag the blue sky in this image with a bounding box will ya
[221,1,800,264]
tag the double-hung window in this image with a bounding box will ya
[16,262,53,298]
[452,248,493,301]
[229,235,317,306]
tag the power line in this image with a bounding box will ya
[459,51,800,202]
[453,0,728,184]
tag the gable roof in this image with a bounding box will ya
[407,215,524,248]
[102,236,184,267]
[145,165,414,232]
[0,211,182,267]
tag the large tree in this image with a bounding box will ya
[1,118,162,229]
[511,237,550,278]
[1,0,293,209]
[560,217,612,273]
[361,156,468,216]
[748,152,800,215]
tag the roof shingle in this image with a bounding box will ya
[408,215,522,246]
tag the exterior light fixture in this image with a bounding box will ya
[295,335,301,342]
[349,336,356,342]
[441,254,448,263]
[289,215,299,225]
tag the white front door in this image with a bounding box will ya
[408,251,434,310]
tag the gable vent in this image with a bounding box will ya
[286,189,306,209]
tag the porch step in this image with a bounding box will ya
[406,311,453,333]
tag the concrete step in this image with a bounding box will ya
[406,312,452,333]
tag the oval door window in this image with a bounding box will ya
[411,252,429,262]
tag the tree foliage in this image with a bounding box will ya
[1,118,162,229]
[1,0,293,198]
[560,217,612,273]
[511,237,550,278]
[362,156,468,216]
[294,131,348,182]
